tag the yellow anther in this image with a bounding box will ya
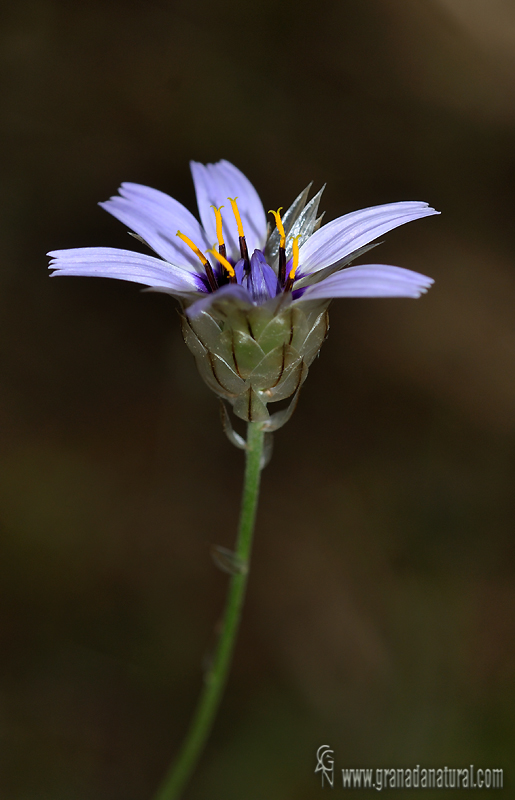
[289,235,301,281]
[208,247,236,279]
[268,207,286,249]
[210,205,225,248]
[228,197,245,238]
[176,230,210,266]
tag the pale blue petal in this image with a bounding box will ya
[185,282,252,318]
[48,247,206,293]
[100,187,210,272]
[297,202,439,276]
[299,264,434,300]
[190,160,267,262]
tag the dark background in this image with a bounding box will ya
[1,0,514,797]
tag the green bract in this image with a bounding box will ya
[181,293,329,429]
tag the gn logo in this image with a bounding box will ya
[315,745,335,787]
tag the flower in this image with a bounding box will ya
[48,160,438,428]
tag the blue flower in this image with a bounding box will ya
[48,160,438,426]
[48,159,437,306]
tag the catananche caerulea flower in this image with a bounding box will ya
[48,160,438,428]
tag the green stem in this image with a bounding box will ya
[154,421,265,800]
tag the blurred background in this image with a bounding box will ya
[1,0,515,797]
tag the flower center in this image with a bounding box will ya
[177,201,301,297]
